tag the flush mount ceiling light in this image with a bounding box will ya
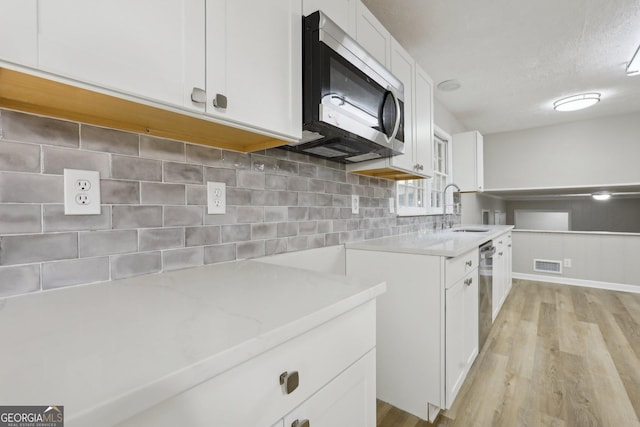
[553,93,601,112]
[437,79,461,92]
[627,44,640,76]
[592,191,611,201]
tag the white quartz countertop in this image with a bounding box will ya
[0,260,385,427]
[346,225,514,257]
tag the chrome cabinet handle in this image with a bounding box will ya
[190,87,206,104]
[499,251,504,256]
[465,278,473,286]
[508,244,512,248]
[418,164,424,171]
[213,93,228,109]
[280,371,299,394]
[465,260,472,267]
[292,420,310,427]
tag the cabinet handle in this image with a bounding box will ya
[499,252,503,256]
[508,244,512,248]
[418,164,424,171]
[279,371,299,394]
[190,87,206,104]
[499,240,503,244]
[413,163,420,170]
[465,260,472,267]
[213,93,228,109]
[292,420,310,427]
[465,278,473,286]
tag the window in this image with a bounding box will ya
[396,126,453,216]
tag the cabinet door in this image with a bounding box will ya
[445,278,466,408]
[283,350,376,427]
[414,65,434,177]
[505,234,513,294]
[452,131,484,192]
[463,272,479,368]
[492,247,506,321]
[303,0,356,37]
[355,1,390,66]
[37,0,205,112]
[388,38,415,173]
[206,0,302,140]
[0,0,37,67]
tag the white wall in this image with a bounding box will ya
[512,230,640,290]
[484,111,640,190]
[460,193,506,225]
[434,98,466,135]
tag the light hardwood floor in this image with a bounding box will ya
[377,279,640,427]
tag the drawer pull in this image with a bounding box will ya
[465,278,473,286]
[508,244,512,248]
[280,371,299,394]
[465,260,472,267]
[499,252,504,256]
[292,420,310,427]
[213,93,228,109]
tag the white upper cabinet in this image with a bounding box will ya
[206,0,302,140]
[413,64,434,177]
[302,0,357,37]
[452,130,484,192]
[355,1,391,66]
[0,0,38,67]
[37,0,206,112]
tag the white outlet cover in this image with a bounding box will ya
[351,195,359,214]
[207,182,226,214]
[64,169,101,215]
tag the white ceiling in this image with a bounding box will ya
[362,0,640,135]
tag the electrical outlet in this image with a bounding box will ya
[564,258,572,268]
[389,197,395,213]
[207,182,226,214]
[351,195,359,214]
[64,169,101,215]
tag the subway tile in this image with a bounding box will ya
[277,191,298,206]
[309,179,326,193]
[237,170,265,189]
[251,223,277,239]
[297,192,315,207]
[237,206,263,223]
[288,207,309,221]
[221,224,251,243]
[1,110,78,147]
[275,159,298,176]
[80,125,139,155]
[287,151,312,163]
[101,180,140,204]
[236,241,265,260]
[185,226,220,247]
[308,234,326,249]
[339,183,353,195]
[0,140,40,172]
[341,207,356,219]
[317,220,332,233]
[140,135,185,162]
[0,265,41,297]
[265,238,287,255]
[346,173,360,184]
[317,166,335,181]
[139,227,184,251]
[287,176,309,192]
[111,251,161,280]
[141,182,185,205]
[250,190,278,206]
[264,147,290,160]
[299,163,318,178]
[265,174,287,190]
[346,219,360,230]
[186,144,223,166]
[325,207,341,220]
[43,146,111,177]
[332,220,347,232]
[112,155,162,181]
[164,162,203,184]
[309,207,325,220]
[358,175,370,186]
[164,206,203,226]
[316,193,333,206]
[204,244,236,264]
[78,230,138,257]
[332,194,350,207]
[287,236,309,252]
[42,257,109,290]
[0,233,77,266]
[334,170,347,183]
[163,247,204,271]
[251,154,278,173]
[265,206,287,223]
[325,181,340,194]
[43,205,111,232]
[204,206,237,225]
[299,221,318,235]
[186,185,207,205]
[277,222,298,237]
[204,167,237,186]
[112,206,162,229]
[340,230,365,243]
[220,150,251,169]
[0,204,41,234]
[325,232,340,246]
[227,188,251,206]
[0,172,62,203]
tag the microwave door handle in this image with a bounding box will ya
[389,89,401,141]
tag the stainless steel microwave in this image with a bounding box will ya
[285,11,405,163]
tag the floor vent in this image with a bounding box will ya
[533,259,563,274]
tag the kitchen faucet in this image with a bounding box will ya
[442,183,461,229]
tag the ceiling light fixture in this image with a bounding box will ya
[627,44,640,76]
[437,79,461,92]
[592,191,611,201]
[553,93,600,112]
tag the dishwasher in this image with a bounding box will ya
[479,240,496,350]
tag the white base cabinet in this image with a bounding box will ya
[116,301,377,427]
[492,231,512,321]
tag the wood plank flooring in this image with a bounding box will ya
[377,280,640,427]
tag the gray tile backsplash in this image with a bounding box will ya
[0,109,444,298]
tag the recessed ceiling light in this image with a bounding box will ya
[553,93,600,112]
[437,79,461,92]
[627,44,640,76]
[592,191,611,201]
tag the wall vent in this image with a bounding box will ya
[533,259,563,274]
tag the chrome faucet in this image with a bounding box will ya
[442,183,461,229]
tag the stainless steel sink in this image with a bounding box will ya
[452,228,491,233]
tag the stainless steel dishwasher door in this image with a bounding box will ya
[479,241,496,350]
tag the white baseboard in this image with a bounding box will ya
[512,272,640,294]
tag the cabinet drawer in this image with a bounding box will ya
[117,300,376,427]
[445,248,478,288]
